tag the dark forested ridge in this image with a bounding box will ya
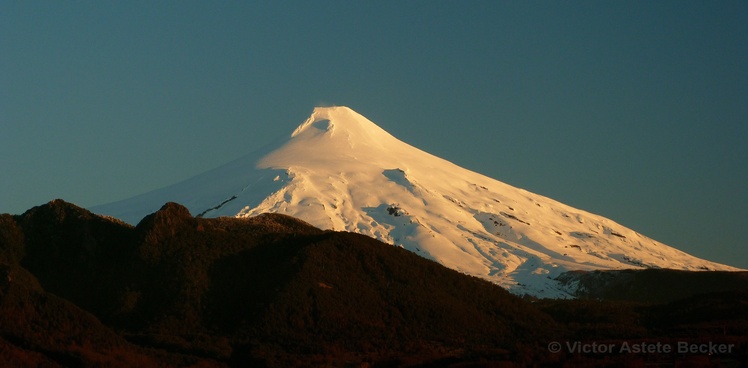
[0,200,746,367]
[557,268,748,303]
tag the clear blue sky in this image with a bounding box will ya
[2,1,746,268]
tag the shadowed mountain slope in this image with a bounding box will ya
[3,200,558,366]
[0,208,219,367]
[2,200,746,367]
[556,268,748,303]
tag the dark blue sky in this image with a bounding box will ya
[2,1,746,268]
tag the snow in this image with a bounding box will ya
[91,106,743,298]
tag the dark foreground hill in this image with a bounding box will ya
[0,200,746,367]
[556,268,748,303]
[1,200,557,366]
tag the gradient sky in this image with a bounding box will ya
[2,1,746,269]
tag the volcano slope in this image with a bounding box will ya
[93,106,741,298]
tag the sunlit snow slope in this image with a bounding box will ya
[92,106,740,297]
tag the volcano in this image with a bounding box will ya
[92,106,739,297]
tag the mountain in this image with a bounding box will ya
[556,269,748,303]
[2,200,559,366]
[0,203,221,367]
[92,106,741,297]
[2,200,747,366]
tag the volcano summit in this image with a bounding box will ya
[92,106,739,297]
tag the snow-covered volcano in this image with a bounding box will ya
[92,106,740,297]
